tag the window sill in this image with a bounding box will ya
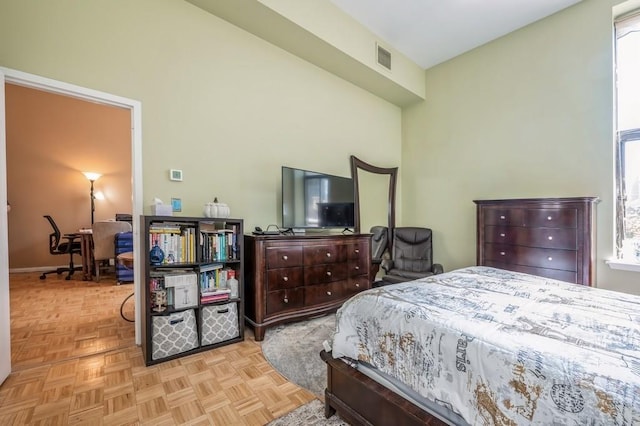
[606,260,640,272]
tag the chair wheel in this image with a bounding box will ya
[40,274,46,280]
[65,276,71,280]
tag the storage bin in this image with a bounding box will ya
[201,302,239,346]
[151,309,198,360]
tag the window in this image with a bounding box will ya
[614,11,640,263]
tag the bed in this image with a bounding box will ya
[322,266,640,425]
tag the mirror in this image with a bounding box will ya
[350,155,398,251]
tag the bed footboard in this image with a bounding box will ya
[320,350,450,426]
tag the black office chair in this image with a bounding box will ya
[381,227,444,284]
[40,215,82,280]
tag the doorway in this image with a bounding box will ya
[0,67,143,384]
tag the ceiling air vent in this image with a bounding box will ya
[376,43,392,71]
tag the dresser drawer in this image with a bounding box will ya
[483,208,524,226]
[348,257,368,277]
[345,276,369,297]
[266,246,303,269]
[304,263,348,285]
[484,226,577,250]
[303,244,346,265]
[524,208,577,228]
[266,288,304,315]
[304,281,344,306]
[347,242,367,260]
[266,267,303,291]
[483,261,578,284]
[484,243,577,271]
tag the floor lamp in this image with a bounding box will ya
[83,172,101,225]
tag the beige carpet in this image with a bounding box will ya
[267,399,348,426]
[261,314,336,397]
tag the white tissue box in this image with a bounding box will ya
[151,204,173,216]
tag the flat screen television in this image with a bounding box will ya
[281,166,355,230]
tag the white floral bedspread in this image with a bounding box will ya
[331,266,640,425]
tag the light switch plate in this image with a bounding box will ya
[169,169,183,181]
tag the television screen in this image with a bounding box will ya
[282,166,355,229]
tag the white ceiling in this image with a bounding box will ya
[329,0,583,69]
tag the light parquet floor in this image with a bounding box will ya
[1,272,316,425]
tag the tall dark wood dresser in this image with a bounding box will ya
[474,197,599,285]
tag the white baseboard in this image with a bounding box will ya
[9,265,86,274]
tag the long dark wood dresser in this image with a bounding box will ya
[244,233,371,341]
[474,197,599,285]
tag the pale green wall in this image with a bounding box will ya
[0,0,401,233]
[402,0,638,293]
[1,0,637,293]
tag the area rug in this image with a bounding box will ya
[267,399,348,426]
[261,314,336,397]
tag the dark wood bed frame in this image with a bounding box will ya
[320,350,452,426]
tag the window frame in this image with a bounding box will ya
[609,6,640,271]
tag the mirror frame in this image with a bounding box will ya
[350,155,398,248]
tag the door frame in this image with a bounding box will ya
[0,67,143,383]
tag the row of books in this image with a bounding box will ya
[201,230,239,262]
[149,223,197,264]
[199,264,238,303]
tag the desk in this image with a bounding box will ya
[117,251,134,269]
[78,230,94,281]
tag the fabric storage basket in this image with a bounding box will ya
[201,302,240,346]
[152,309,198,360]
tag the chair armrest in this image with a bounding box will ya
[432,263,444,275]
[63,233,80,242]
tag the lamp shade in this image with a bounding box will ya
[83,172,101,181]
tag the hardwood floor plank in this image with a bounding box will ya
[3,272,316,425]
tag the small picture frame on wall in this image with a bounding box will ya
[171,198,182,212]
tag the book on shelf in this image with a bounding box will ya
[200,288,231,303]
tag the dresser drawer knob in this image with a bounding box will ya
[326,252,331,258]
[548,236,553,240]
[547,256,553,261]
[547,216,553,221]
[283,297,288,303]
[499,233,506,237]
[326,271,332,276]
[355,283,360,288]
[500,215,506,220]
[327,291,332,296]
[500,251,506,256]
[355,249,360,254]
[283,276,288,282]
[282,255,288,260]
[355,266,360,270]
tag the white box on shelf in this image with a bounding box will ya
[165,273,198,309]
[151,204,173,216]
